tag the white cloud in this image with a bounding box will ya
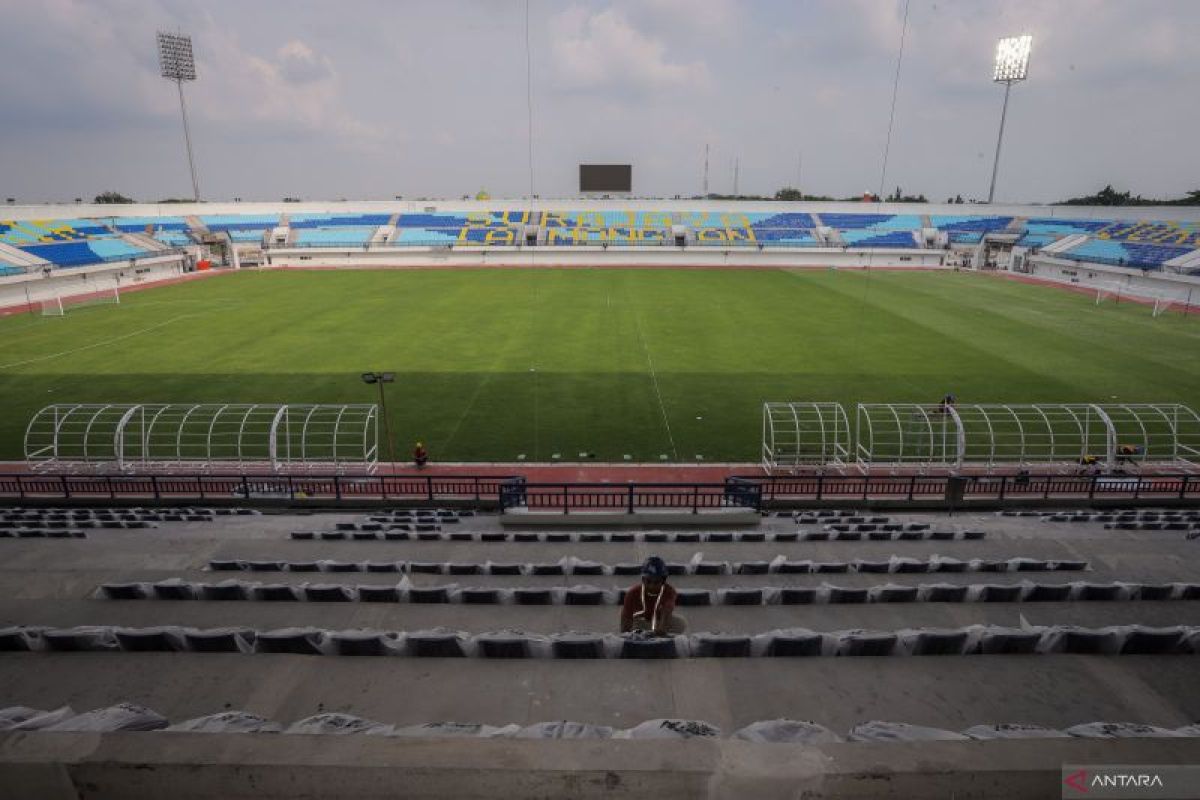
[548,5,710,91]
[275,40,335,86]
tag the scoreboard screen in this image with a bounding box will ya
[579,164,632,193]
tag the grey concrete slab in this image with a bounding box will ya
[1,653,1198,734]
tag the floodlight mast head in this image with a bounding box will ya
[986,34,1032,204]
[993,34,1032,84]
[157,31,200,202]
[157,32,197,82]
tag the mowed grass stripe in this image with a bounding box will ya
[0,268,1195,462]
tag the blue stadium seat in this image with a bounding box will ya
[931,216,1012,233]
[200,215,279,233]
[1062,238,1194,270]
[1022,218,1113,237]
[289,213,391,229]
[1,219,100,245]
[292,227,374,247]
[1095,220,1200,247]
[18,237,148,268]
[395,213,470,228]
[107,216,190,233]
[820,214,921,231]
[840,230,917,248]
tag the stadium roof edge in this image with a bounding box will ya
[4,200,1200,224]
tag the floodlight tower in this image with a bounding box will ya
[157,31,201,202]
[987,34,1032,204]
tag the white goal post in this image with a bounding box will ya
[40,286,120,316]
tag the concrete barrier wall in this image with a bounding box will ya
[1026,254,1200,306]
[264,246,946,270]
[3,731,1200,800]
[0,256,190,314]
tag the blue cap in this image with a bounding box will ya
[641,556,668,578]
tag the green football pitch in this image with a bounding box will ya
[1,268,1197,463]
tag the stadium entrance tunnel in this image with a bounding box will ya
[24,404,378,474]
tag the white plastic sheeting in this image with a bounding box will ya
[5,705,1200,742]
[5,622,1198,659]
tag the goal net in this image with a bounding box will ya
[40,287,120,316]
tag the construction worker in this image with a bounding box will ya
[620,556,686,636]
[413,441,428,469]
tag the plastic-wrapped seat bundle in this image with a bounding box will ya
[167,712,283,733]
[392,722,519,738]
[42,626,119,652]
[0,707,46,730]
[615,719,721,739]
[1066,722,1184,739]
[184,627,255,653]
[43,703,167,732]
[286,713,392,735]
[515,721,613,739]
[732,720,841,744]
[114,626,185,652]
[963,723,1070,740]
[848,721,969,742]
[253,628,325,655]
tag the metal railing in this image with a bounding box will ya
[735,473,1199,502]
[2,471,1195,507]
[0,473,515,503]
[499,478,762,514]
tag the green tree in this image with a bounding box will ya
[94,191,134,204]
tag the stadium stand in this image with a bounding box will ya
[1022,218,1114,238]
[292,227,375,247]
[288,213,392,229]
[544,211,670,228]
[546,227,667,245]
[16,237,148,268]
[840,230,918,248]
[930,216,1013,233]
[106,216,190,233]
[199,215,278,243]
[820,213,923,231]
[1095,220,1200,247]
[1059,238,1194,270]
[0,219,102,245]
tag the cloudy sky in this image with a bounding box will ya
[0,0,1195,204]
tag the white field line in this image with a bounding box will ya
[630,304,679,460]
[0,315,196,370]
[439,373,496,453]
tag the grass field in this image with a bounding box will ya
[1,268,1198,463]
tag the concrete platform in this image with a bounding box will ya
[2,505,1199,797]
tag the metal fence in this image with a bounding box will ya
[499,479,763,514]
[737,473,1200,502]
[1,471,1196,506]
[0,473,514,503]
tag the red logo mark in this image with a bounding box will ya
[1064,769,1089,793]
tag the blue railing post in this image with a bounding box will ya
[427,476,434,502]
[628,485,635,514]
[151,475,160,500]
[60,475,69,499]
